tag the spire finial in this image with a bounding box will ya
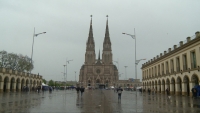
[98,49,100,60]
[106,15,108,18]
[90,15,92,25]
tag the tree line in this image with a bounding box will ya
[0,50,33,72]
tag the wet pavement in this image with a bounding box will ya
[0,89,200,113]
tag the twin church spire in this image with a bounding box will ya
[85,15,112,64]
[86,15,95,51]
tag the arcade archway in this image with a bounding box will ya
[3,77,9,92]
[183,75,190,96]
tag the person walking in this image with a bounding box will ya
[148,88,151,95]
[191,87,197,99]
[117,87,123,101]
[166,88,170,99]
[76,86,80,95]
[80,86,85,96]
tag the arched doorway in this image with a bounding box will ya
[183,76,190,96]
[166,78,170,89]
[0,75,2,92]
[96,79,100,88]
[176,77,182,95]
[88,80,91,86]
[155,81,157,93]
[10,77,15,92]
[3,77,9,92]
[149,82,152,89]
[158,80,161,93]
[25,79,29,87]
[16,78,20,92]
[30,79,32,91]
[171,78,175,94]
[152,81,155,89]
[191,74,199,86]
[162,79,165,93]
[21,79,25,91]
[105,80,109,88]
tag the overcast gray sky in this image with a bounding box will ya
[1,0,199,82]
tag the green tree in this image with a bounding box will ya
[55,82,61,87]
[0,50,33,72]
[48,80,55,86]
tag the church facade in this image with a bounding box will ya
[79,17,119,89]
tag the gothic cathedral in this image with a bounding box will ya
[79,16,119,89]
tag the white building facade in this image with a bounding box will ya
[142,31,200,96]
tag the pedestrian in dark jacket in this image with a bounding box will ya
[148,88,151,95]
[166,88,170,99]
[80,86,85,96]
[117,87,123,101]
[76,87,80,95]
[191,87,197,98]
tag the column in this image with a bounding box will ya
[161,84,164,93]
[165,84,168,94]
[189,81,194,97]
[18,82,21,92]
[12,82,16,92]
[0,81,3,92]
[170,83,173,94]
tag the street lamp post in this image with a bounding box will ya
[124,66,128,80]
[75,71,76,82]
[30,28,46,90]
[66,59,73,87]
[122,29,136,79]
[63,65,66,89]
[61,72,65,87]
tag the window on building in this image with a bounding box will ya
[170,59,174,73]
[166,61,169,74]
[191,51,197,68]
[183,54,187,71]
[152,67,154,77]
[147,69,149,78]
[162,63,164,75]
[176,57,180,72]
[149,68,151,77]
[155,66,157,76]
[158,65,160,76]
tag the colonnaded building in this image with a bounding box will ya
[142,31,200,96]
[79,16,142,89]
[0,67,43,92]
